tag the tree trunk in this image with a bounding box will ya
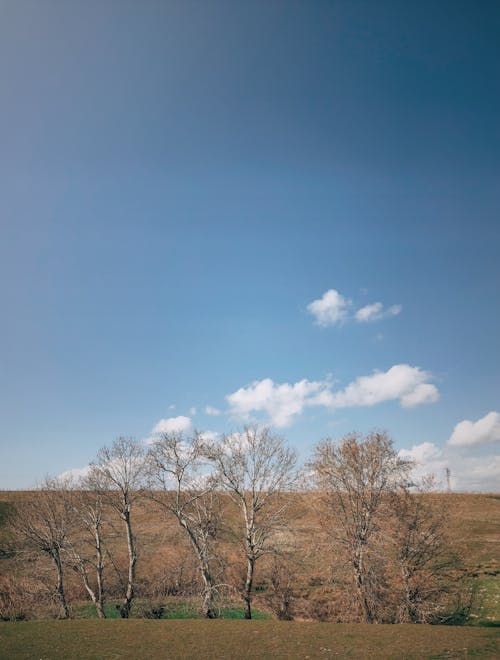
[244,556,255,620]
[353,545,374,623]
[75,526,106,619]
[199,563,217,618]
[53,551,69,619]
[95,526,106,619]
[120,509,136,619]
[400,565,418,623]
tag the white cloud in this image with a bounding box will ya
[308,288,401,326]
[152,415,192,435]
[448,411,500,448]
[198,430,218,443]
[355,302,402,322]
[227,377,331,427]
[400,382,440,407]
[307,289,351,326]
[205,405,221,416]
[399,442,446,484]
[58,465,91,482]
[189,407,197,415]
[226,364,438,428]
[399,441,500,492]
[325,364,439,409]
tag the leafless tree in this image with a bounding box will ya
[389,479,462,623]
[206,426,297,619]
[66,470,109,618]
[91,437,147,618]
[10,477,74,618]
[262,549,303,621]
[147,432,225,618]
[311,432,412,623]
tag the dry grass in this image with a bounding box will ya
[0,620,499,659]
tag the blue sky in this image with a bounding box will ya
[1,1,499,489]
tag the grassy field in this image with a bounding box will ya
[0,620,499,659]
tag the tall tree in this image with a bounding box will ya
[389,480,460,623]
[148,432,224,618]
[206,426,297,619]
[92,437,147,618]
[66,471,108,618]
[311,432,412,623]
[11,477,74,618]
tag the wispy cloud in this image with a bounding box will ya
[355,302,402,322]
[205,405,222,416]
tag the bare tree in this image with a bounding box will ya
[10,477,74,618]
[66,470,109,618]
[147,432,224,618]
[91,437,147,618]
[206,426,297,619]
[311,432,412,623]
[389,480,462,623]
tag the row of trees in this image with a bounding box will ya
[3,429,469,624]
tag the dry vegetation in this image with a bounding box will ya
[1,430,499,650]
[1,490,499,625]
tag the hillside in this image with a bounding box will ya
[1,492,499,625]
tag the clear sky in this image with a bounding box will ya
[1,1,499,489]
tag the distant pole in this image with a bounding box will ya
[445,467,451,493]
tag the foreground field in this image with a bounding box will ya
[0,620,499,659]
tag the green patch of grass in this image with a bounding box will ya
[72,600,270,621]
[0,502,12,528]
[73,603,122,619]
[471,576,500,627]
[217,606,269,620]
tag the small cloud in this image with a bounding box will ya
[189,407,197,415]
[168,404,176,410]
[355,302,383,322]
[307,288,401,326]
[58,465,91,482]
[448,411,500,448]
[355,302,402,323]
[152,415,192,435]
[307,289,351,327]
[198,430,218,443]
[205,405,221,416]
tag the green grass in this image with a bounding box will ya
[73,600,270,620]
[0,620,498,659]
[472,576,500,627]
[0,502,12,528]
